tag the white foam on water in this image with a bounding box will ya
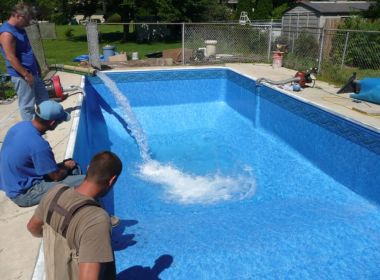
[97,71,257,204]
[138,160,256,204]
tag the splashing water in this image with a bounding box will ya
[139,160,256,204]
[96,72,256,204]
[97,72,150,161]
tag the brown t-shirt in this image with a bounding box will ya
[34,185,114,263]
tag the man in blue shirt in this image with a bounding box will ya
[0,100,84,207]
[0,3,48,120]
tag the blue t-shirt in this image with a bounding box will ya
[0,21,38,77]
[0,121,58,198]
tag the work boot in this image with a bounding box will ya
[110,215,120,227]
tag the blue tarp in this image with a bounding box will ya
[73,54,105,62]
[351,78,380,105]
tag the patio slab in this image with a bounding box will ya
[0,71,82,280]
[0,63,379,279]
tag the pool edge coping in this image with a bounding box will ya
[32,76,85,280]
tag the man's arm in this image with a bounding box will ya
[0,32,34,85]
[27,215,44,238]
[46,159,77,181]
[47,167,70,181]
[79,263,101,280]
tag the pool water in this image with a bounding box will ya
[76,69,380,279]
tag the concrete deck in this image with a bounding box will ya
[0,64,379,279]
[0,72,82,280]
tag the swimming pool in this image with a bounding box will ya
[74,68,380,279]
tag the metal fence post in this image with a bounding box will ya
[25,24,49,74]
[291,33,295,53]
[86,22,101,69]
[317,28,325,74]
[182,23,185,65]
[267,24,273,62]
[341,31,350,69]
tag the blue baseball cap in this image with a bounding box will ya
[35,100,71,122]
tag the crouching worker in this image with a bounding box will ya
[27,151,122,280]
[0,100,82,207]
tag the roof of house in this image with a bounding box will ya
[289,1,373,15]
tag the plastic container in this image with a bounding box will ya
[272,51,284,69]
[204,40,217,57]
[103,45,115,61]
[131,52,139,60]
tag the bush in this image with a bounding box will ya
[0,81,16,100]
[294,32,319,58]
[136,24,171,43]
[107,13,121,23]
[50,12,68,25]
[330,17,380,69]
[64,28,74,39]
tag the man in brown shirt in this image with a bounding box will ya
[27,151,123,280]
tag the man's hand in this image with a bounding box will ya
[24,71,34,86]
[47,159,78,181]
[63,159,77,170]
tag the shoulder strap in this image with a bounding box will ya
[46,186,70,225]
[60,200,100,238]
[45,185,101,238]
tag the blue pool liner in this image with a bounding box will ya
[77,69,380,279]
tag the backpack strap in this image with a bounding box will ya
[46,186,70,225]
[60,200,100,238]
[45,185,101,238]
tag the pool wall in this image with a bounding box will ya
[76,68,380,205]
[226,70,380,205]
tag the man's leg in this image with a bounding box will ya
[11,76,35,121]
[11,175,85,207]
[33,76,49,104]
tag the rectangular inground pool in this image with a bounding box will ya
[73,68,380,279]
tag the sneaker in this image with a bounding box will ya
[110,215,120,227]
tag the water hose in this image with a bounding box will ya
[49,64,96,76]
[256,76,300,85]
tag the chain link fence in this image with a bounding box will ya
[322,29,380,71]
[25,24,49,74]
[276,27,322,71]
[183,23,273,64]
[21,22,380,82]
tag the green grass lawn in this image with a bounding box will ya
[0,24,181,98]
[0,24,181,73]
[44,25,181,65]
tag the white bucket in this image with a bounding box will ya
[132,52,139,60]
[204,40,217,57]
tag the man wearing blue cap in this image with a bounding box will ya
[0,100,83,207]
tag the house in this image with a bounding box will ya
[282,1,373,32]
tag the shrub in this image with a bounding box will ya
[107,13,121,23]
[294,32,319,58]
[0,81,16,100]
[64,28,74,39]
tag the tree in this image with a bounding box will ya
[363,0,380,20]
[156,0,227,22]
[254,0,273,20]
[236,0,256,21]
[271,3,289,20]
[0,0,19,22]
[74,0,99,19]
